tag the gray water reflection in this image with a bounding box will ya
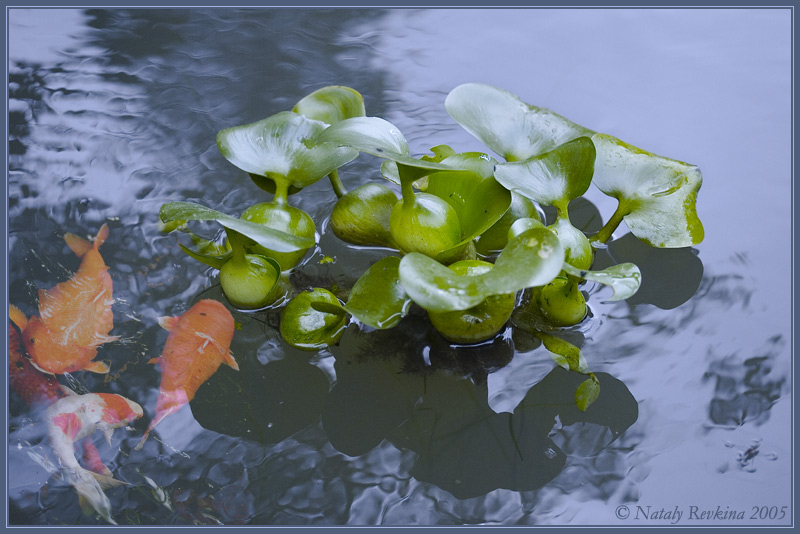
[7,7,793,526]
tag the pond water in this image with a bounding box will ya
[6,7,793,527]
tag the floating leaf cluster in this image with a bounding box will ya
[160,83,704,410]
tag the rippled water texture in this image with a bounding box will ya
[7,8,793,526]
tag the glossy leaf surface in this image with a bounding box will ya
[399,227,564,312]
[330,182,398,248]
[494,136,596,209]
[219,253,283,310]
[160,201,314,253]
[562,261,642,302]
[317,116,466,180]
[425,169,512,260]
[216,111,358,190]
[426,260,516,344]
[591,133,704,248]
[292,85,366,124]
[445,83,595,162]
[345,256,411,329]
[280,288,348,351]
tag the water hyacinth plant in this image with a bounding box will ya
[159,83,704,410]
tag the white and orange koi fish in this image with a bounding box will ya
[46,392,143,524]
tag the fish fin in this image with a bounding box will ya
[101,426,114,447]
[66,467,117,525]
[157,315,180,332]
[147,357,160,365]
[64,224,110,258]
[89,471,128,489]
[224,351,239,371]
[88,334,120,347]
[93,224,110,249]
[83,360,111,374]
[134,404,182,450]
[59,384,78,396]
[64,233,93,258]
[8,305,28,330]
[80,441,112,477]
[29,359,56,376]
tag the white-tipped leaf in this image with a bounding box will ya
[217,111,358,189]
[445,83,595,162]
[562,261,642,301]
[591,133,704,248]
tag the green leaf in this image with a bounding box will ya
[316,116,410,158]
[293,85,366,124]
[309,300,349,316]
[535,331,590,374]
[317,117,466,178]
[280,288,348,351]
[330,182,398,248]
[426,260,516,344]
[421,144,457,163]
[548,216,593,271]
[424,169,512,261]
[477,192,542,256]
[562,261,642,301]
[160,201,314,253]
[445,83,595,162]
[398,227,564,312]
[508,216,546,240]
[591,133,704,248]
[575,374,601,412]
[494,136,596,209]
[178,244,232,270]
[216,111,358,190]
[381,148,493,187]
[219,253,284,310]
[345,256,411,329]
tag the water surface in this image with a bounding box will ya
[6,7,793,526]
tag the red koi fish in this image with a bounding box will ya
[135,299,238,450]
[46,392,143,525]
[9,224,117,375]
[9,321,112,477]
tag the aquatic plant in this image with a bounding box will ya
[159,83,704,410]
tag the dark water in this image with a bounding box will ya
[7,8,793,526]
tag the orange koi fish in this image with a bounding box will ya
[46,392,143,525]
[135,299,238,449]
[9,224,117,375]
[9,321,112,477]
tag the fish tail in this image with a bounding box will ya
[80,441,112,477]
[64,223,109,258]
[64,466,117,525]
[93,224,110,250]
[64,233,93,258]
[134,404,180,450]
[9,305,28,331]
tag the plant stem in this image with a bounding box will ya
[226,229,248,262]
[328,170,347,199]
[272,177,290,207]
[590,201,629,244]
[398,164,416,205]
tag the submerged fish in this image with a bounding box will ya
[46,392,143,525]
[9,224,118,375]
[9,321,111,476]
[135,299,238,449]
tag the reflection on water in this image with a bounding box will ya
[7,7,792,526]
